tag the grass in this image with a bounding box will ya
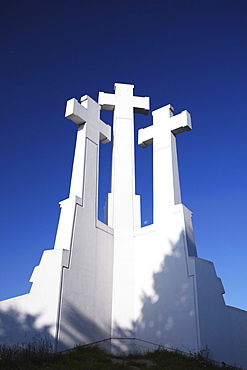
[0,338,241,369]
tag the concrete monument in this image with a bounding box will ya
[1,83,247,368]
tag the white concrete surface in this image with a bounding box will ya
[99,83,150,337]
[1,84,247,368]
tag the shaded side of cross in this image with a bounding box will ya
[138,104,192,222]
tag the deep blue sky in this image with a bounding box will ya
[1,0,247,311]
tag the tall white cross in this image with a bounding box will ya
[138,104,192,224]
[98,83,149,230]
[98,84,150,334]
[65,95,111,200]
[54,96,111,251]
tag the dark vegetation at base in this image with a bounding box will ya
[0,339,241,370]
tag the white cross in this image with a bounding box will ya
[65,95,111,199]
[138,104,192,223]
[54,95,111,251]
[98,83,149,118]
[66,95,111,144]
[98,83,150,230]
[138,104,191,148]
[98,83,150,334]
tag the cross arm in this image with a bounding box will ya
[98,90,150,115]
[138,108,192,148]
[99,120,111,144]
[65,98,86,125]
[80,95,111,143]
[170,110,192,135]
[65,96,111,144]
[133,96,150,115]
[138,125,153,148]
[98,92,115,111]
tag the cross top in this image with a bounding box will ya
[65,95,111,144]
[138,104,192,213]
[153,104,192,135]
[98,83,149,118]
[98,83,150,230]
[138,104,192,148]
[64,95,111,200]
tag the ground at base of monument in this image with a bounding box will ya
[0,341,240,369]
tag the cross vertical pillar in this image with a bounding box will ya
[54,95,111,251]
[66,95,111,201]
[138,104,192,225]
[99,84,150,338]
[99,84,149,230]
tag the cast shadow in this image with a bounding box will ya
[55,230,198,355]
[0,308,54,347]
[114,231,199,353]
[57,303,111,352]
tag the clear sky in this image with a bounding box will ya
[1,0,247,311]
